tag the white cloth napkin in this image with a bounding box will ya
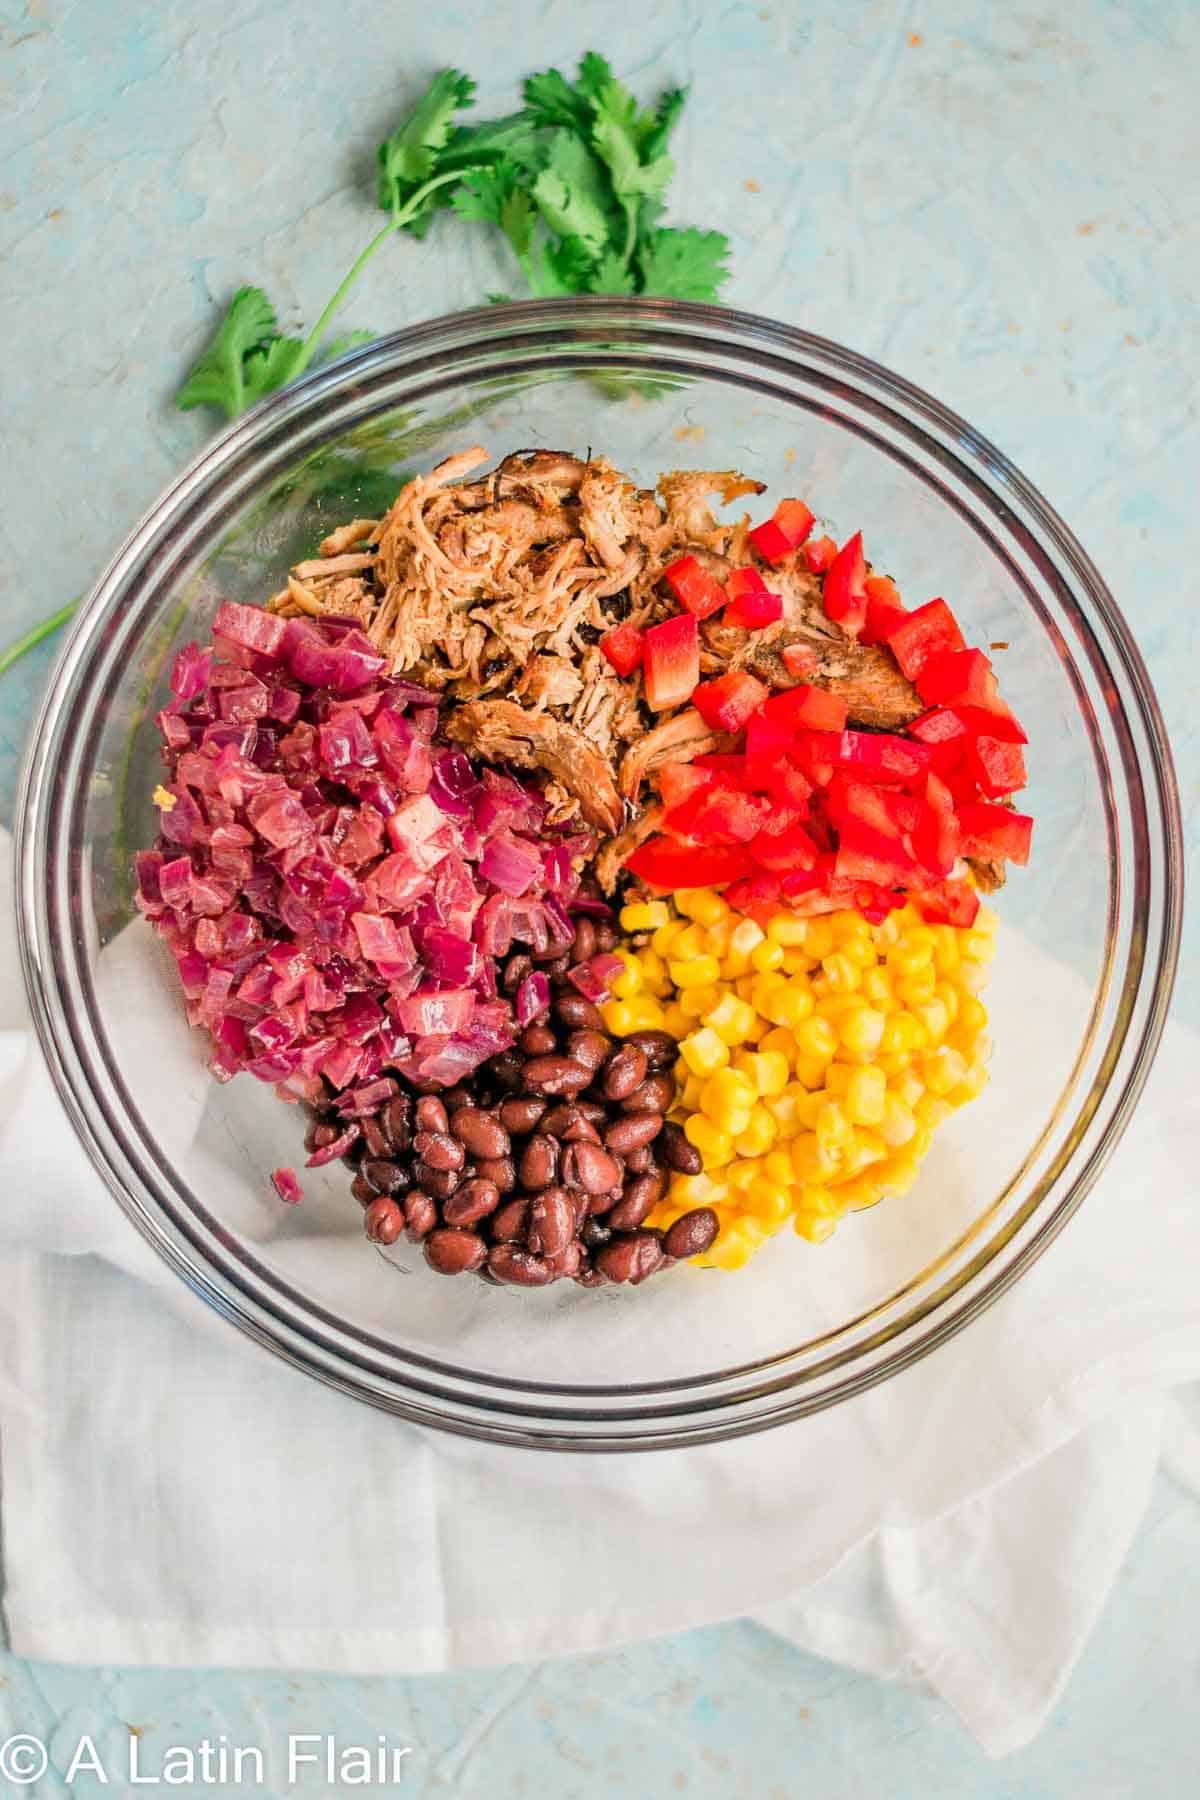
[1,828,1196,1757]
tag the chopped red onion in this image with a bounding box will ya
[516,971,551,1026]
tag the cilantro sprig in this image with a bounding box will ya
[3,56,732,674]
[177,53,730,420]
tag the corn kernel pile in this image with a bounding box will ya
[603,891,995,1270]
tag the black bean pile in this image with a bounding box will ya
[303,921,718,1287]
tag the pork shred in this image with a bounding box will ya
[267,445,924,862]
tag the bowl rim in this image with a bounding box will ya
[16,296,1184,1449]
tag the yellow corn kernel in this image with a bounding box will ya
[891,1067,925,1108]
[794,1211,839,1243]
[922,1045,969,1096]
[729,917,766,956]
[735,1105,778,1158]
[931,925,962,973]
[795,1016,838,1063]
[670,1170,729,1208]
[705,1225,758,1270]
[861,966,895,1007]
[840,1171,888,1211]
[703,993,758,1045]
[963,930,996,962]
[880,1094,918,1148]
[915,1093,954,1130]
[845,1064,888,1126]
[670,954,722,991]
[840,1132,886,1178]
[803,917,835,960]
[626,996,667,1030]
[888,926,935,974]
[639,946,669,987]
[898,965,939,1005]
[620,900,670,932]
[765,1147,798,1187]
[956,994,988,1038]
[815,1100,853,1152]
[740,1049,789,1097]
[651,920,685,957]
[750,937,786,973]
[680,985,721,1019]
[821,950,861,993]
[839,1005,887,1059]
[823,1061,851,1097]
[609,952,643,1000]
[680,1027,730,1078]
[909,1122,933,1159]
[799,1181,841,1216]
[879,1012,922,1057]
[778,949,811,976]
[764,914,803,947]
[793,1054,830,1090]
[725,1158,761,1194]
[746,1177,791,1226]
[794,1090,826,1130]
[702,1066,757,1118]
[948,1064,990,1108]
[601,1000,637,1035]
[663,1003,692,1040]
[756,1026,794,1061]
[911,996,951,1043]
[877,1155,922,1196]
[790,1132,839,1182]
[693,889,731,928]
[764,1091,805,1137]
[875,911,903,949]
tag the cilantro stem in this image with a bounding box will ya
[0,599,79,676]
[293,167,471,376]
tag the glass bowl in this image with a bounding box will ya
[17,299,1182,1450]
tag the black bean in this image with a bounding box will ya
[554,993,605,1031]
[562,1114,602,1145]
[526,1187,575,1257]
[594,1230,665,1285]
[621,1072,675,1115]
[603,1044,647,1101]
[441,1085,474,1114]
[415,1096,449,1135]
[412,1161,460,1200]
[351,1172,376,1207]
[622,1030,677,1070]
[443,1178,501,1226]
[488,1244,554,1286]
[500,952,533,995]
[475,1155,516,1193]
[425,1229,487,1276]
[403,1191,437,1239]
[499,1095,547,1135]
[489,1198,530,1243]
[521,1024,558,1055]
[451,1107,510,1160]
[381,1096,412,1153]
[562,1142,622,1195]
[546,1241,585,1280]
[581,1218,612,1250]
[413,1129,465,1172]
[659,1122,703,1175]
[594,921,617,952]
[362,1157,408,1195]
[566,1029,610,1073]
[489,1049,526,1092]
[523,1056,592,1095]
[624,1145,654,1174]
[519,1134,559,1191]
[361,1115,390,1159]
[663,1208,719,1260]
[605,1113,662,1156]
[572,918,597,963]
[363,1196,404,1245]
[606,1170,666,1232]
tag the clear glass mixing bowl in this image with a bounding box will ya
[17,300,1182,1449]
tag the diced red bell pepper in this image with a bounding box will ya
[724,584,784,630]
[957,802,1034,866]
[821,531,868,637]
[790,731,840,787]
[761,683,849,733]
[834,819,921,887]
[656,762,711,812]
[665,785,768,845]
[909,771,962,877]
[724,871,785,923]
[860,574,909,647]
[916,879,981,927]
[625,838,756,890]
[916,647,1009,716]
[691,670,769,732]
[749,498,815,564]
[829,728,934,784]
[693,753,751,777]
[726,565,769,600]
[643,614,699,712]
[600,621,645,677]
[767,758,814,811]
[781,641,820,678]
[744,711,796,760]
[827,775,919,840]
[747,808,819,872]
[663,554,728,621]
[966,734,1027,799]
[804,535,837,573]
[886,599,965,681]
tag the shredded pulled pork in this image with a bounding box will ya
[268,445,923,837]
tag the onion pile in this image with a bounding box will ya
[136,604,611,1114]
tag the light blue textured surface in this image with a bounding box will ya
[1,0,1197,1790]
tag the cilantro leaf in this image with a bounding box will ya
[453,162,536,262]
[638,85,687,161]
[176,287,299,418]
[575,52,615,101]
[242,332,307,402]
[588,248,636,295]
[638,227,731,302]
[536,235,598,295]
[531,130,613,259]
[376,70,475,213]
[522,68,591,132]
